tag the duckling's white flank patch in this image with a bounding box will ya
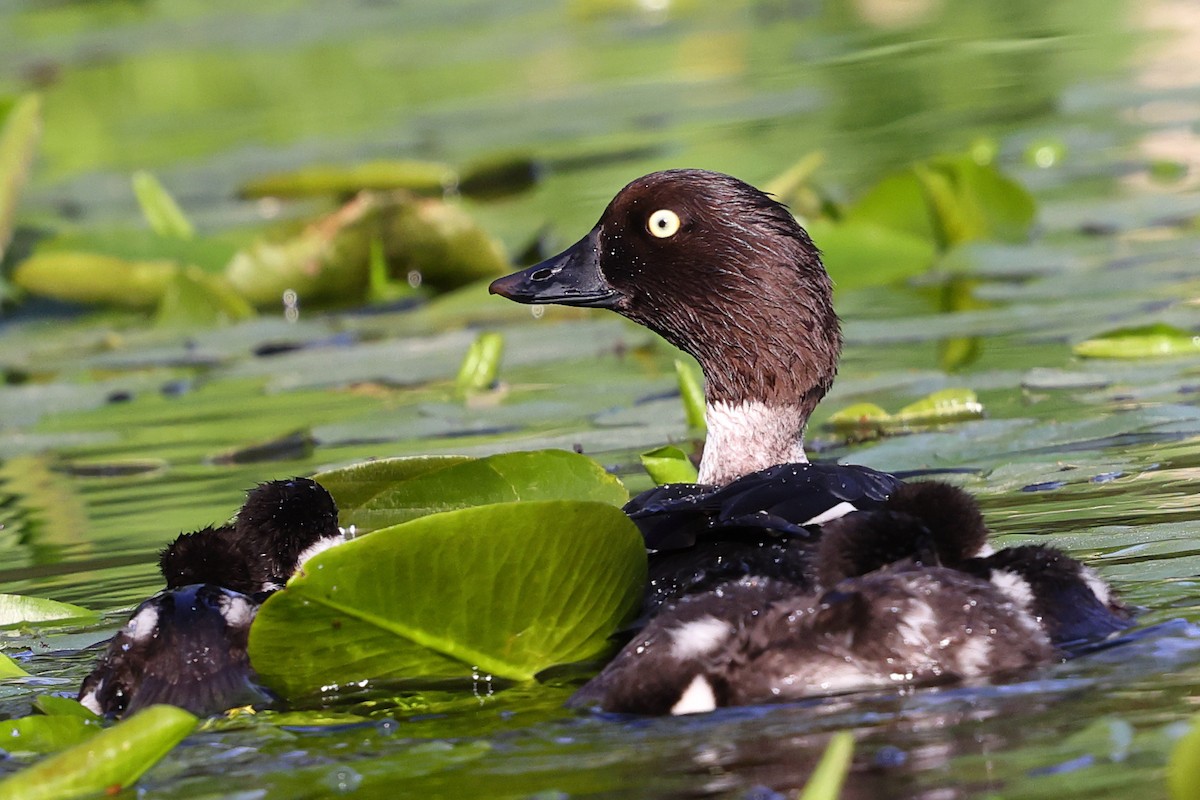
[671,674,718,715]
[700,401,808,485]
[126,604,160,642]
[295,534,347,573]
[989,570,1035,611]
[669,616,734,660]
[216,592,258,629]
[1080,566,1113,607]
[896,600,936,649]
[78,686,103,716]
[803,501,858,526]
[956,636,992,676]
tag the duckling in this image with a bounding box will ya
[569,483,1131,715]
[78,478,344,717]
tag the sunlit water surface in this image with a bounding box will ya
[2,0,1200,797]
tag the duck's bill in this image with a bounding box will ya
[489,230,621,308]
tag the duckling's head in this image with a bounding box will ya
[490,170,840,484]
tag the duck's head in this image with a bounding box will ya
[490,169,840,485]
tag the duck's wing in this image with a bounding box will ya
[626,462,902,552]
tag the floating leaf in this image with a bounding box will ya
[0,93,41,264]
[12,252,177,308]
[455,332,504,396]
[457,153,541,200]
[0,594,97,627]
[674,359,706,430]
[894,388,984,424]
[823,402,892,433]
[384,195,509,291]
[0,651,29,678]
[315,449,629,532]
[798,732,854,800]
[248,500,646,698]
[1169,713,1200,800]
[0,716,101,756]
[32,696,100,720]
[1073,324,1200,359]
[239,160,453,199]
[0,704,197,800]
[640,444,698,485]
[131,171,194,240]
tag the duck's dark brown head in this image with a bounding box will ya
[490,169,841,484]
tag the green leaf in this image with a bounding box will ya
[455,332,505,396]
[823,402,892,434]
[1073,324,1200,359]
[0,594,97,627]
[315,449,629,532]
[32,696,100,720]
[893,388,984,424]
[674,358,706,430]
[0,716,101,756]
[0,93,41,264]
[13,252,177,308]
[640,445,699,485]
[238,160,453,199]
[131,170,195,240]
[0,650,29,678]
[248,500,646,698]
[0,705,197,800]
[798,731,854,800]
[154,265,255,327]
[807,219,936,291]
[1169,713,1200,800]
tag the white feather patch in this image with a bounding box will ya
[989,569,1035,612]
[125,604,160,643]
[669,616,734,661]
[671,674,718,715]
[803,501,858,526]
[699,400,808,484]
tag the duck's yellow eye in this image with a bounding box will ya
[647,209,681,239]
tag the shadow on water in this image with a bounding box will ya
[2,0,1200,797]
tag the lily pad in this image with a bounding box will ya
[248,500,646,698]
[640,444,699,485]
[238,160,453,199]
[0,716,101,756]
[1073,324,1200,359]
[893,388,985,424]
[0,594,97,627]
[315,449,630,532]
[0,704,197,800]
[32,696,100,719]
[0,651,29,678]
[12,252,177,308]
[823,402,892,433]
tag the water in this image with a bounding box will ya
[2,0,1200,797]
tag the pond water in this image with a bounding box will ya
[3,0,1200,797]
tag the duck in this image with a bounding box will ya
[78,478,344,718]
[489,169,1133,712]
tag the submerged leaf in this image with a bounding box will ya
[1169,713,1200,800]
[0,594,97,627]
[1073,324,1200,359]
[0,93,41,264]
[248,500,646,698]
[132,171,194,240]
[316,449,629,532]
[798,732,854,800]
[640,445,699,485]
[0,705,197,800]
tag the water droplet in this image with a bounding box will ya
[322,766,363,794]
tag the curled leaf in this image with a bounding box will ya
[132,171,194,240]
[1073,324,1200,359]
[13,252,177,308]
[798,732,855,800]
[640,444,699,485]
[455,332,504,396]
[0,594,96,627]
[239,160,453,199]
[0,93,41,263]
[894,388,984,424]
[674,359,706,431]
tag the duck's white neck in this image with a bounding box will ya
[697,400,809,485]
